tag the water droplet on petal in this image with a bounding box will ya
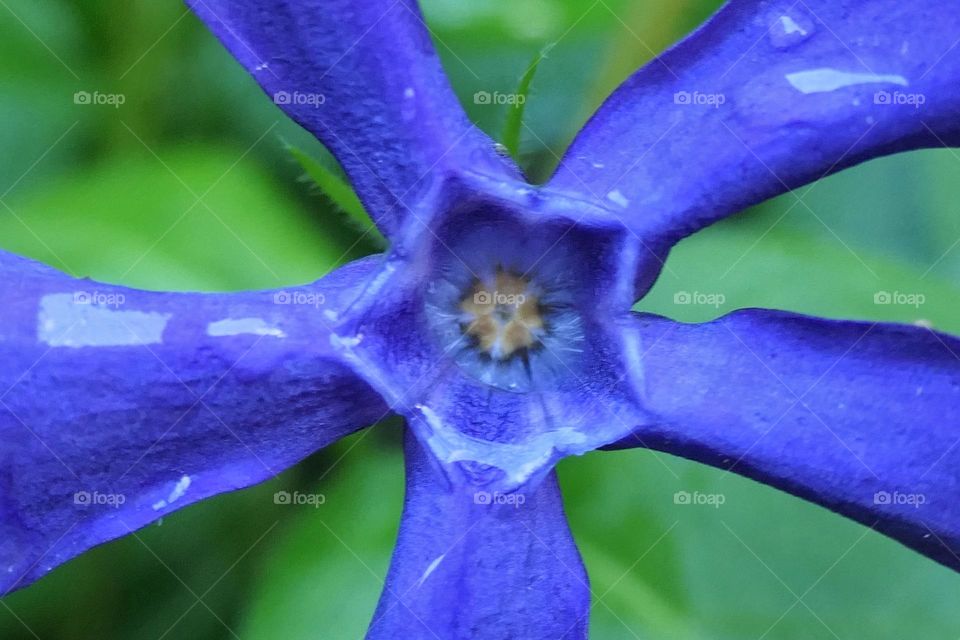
[768,11,815,49]
[401,87,417,121]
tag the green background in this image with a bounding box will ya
[1,1,959,638]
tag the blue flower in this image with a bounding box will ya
[2,1,960,637]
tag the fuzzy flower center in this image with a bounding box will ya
[459,269,543,360]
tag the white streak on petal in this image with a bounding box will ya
[167,475,191,503]
[207,317,285,338]
[606,189,630,208]
[778,15,808,36]
[152,475,192,511]
[416,553,446,588]
[785,68,908,94]
[38,293,171,348]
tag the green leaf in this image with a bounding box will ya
[0,145,350,291]
[286,143,387,250]
[638,211,960,335]
[501,45,552,161]
[240,430,404,640]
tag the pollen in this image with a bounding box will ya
[459,269,543,360]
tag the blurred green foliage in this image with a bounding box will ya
[1,0,959,638]
[285,144,386,251]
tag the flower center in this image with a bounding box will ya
[421,224,588,393]
[459,269,543,361]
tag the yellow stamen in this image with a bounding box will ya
[460,269,542,360]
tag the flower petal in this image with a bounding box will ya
[367,432,589,639]
[548,0,960,245]
[186,0,517,238]
[0,251,388,593]
[620,309,960,570]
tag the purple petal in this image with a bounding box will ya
[0,251,388,593]
[186,0,518,238]
[548,0,960,245]
[620,309,960,570]
[368,432,589,639]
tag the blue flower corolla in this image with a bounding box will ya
[2,0,960,637]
